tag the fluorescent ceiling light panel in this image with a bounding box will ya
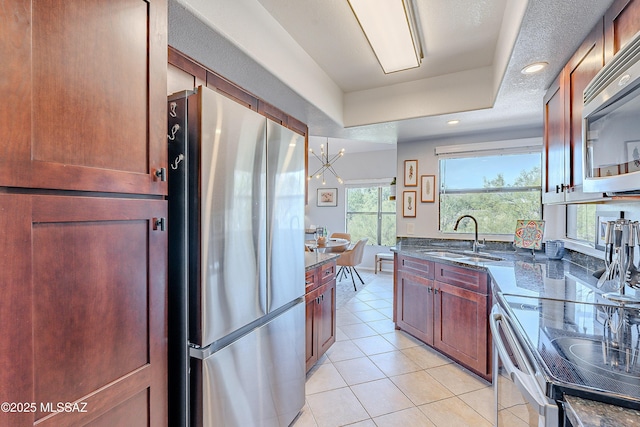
[348,0,421,73]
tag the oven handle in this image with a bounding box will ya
[490,304,559,426]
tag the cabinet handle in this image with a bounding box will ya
[434,288,439,294]
[321,294,324,301]
[427,287,432,293]
[152,217,165,231]
[555,184,565,193]
[154,167,167,181]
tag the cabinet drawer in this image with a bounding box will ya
[319,262,336,285]
[397,255,435,279]
[435,263,489,294]
[305,269,318,294]
[306,279,334,302]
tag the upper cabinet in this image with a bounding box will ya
[543,0,640,204]
[543,71,567,204]
[543,20,605,203]
[604,0,640,62]
[1,0,167,195]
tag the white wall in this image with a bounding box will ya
[395,128,542,242]
[306,148,397,270]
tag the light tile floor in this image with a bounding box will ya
[293,271,495,427]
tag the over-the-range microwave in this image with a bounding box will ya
[583,30,640,195]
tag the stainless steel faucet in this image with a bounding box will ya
[453,214,485,253]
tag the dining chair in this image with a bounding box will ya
[336,238,368,291]
[330,232,351,241]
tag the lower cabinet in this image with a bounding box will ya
[396,270,434,344]
[305,261,337,371]
[395,254,491,380]
[0,194,167,426]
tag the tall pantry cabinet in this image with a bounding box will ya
[1,1,168,426]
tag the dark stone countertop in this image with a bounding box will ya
[393,241,640,424]
[564,396,640,427]
[305,252,340,271]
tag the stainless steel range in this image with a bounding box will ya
[491,272,640,427]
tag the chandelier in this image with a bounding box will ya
[308,139,345,184]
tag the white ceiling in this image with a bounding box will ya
[173,0,615,152]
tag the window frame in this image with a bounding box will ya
[345,184,396,246]
[437,146,543,235]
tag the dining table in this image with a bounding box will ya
[305,238,350,253]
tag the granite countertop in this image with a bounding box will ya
[392,243,628,303]
[305,252,340,271]
[394,241,640,424]
[564,396,640,427]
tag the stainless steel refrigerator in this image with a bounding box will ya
[167,86,306,426]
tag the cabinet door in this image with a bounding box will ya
[564,19,604,201]
[305,294,319,371]
[604,0,640,62]
[1,0,167,195]
[0,194,167,426]
[542,71,567,204]
[433,282,489,379]
[396,271,434,344]
[317,280,337,357]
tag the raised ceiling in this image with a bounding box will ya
[171,0,615,149]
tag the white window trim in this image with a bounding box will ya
[435,137,542,158]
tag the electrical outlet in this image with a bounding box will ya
[407,223,415,234]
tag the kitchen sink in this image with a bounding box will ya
[419,249,503,262]
[419,250,466,259]
[461,255,503,262]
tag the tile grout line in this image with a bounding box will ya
[302,273,495,426]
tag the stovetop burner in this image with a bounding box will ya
[540,331,640,402]
[556,337,639,380]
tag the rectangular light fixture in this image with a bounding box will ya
[348,0,423,74]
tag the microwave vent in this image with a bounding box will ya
[584,29,640,105]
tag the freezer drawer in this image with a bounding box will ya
[191,301,305,427]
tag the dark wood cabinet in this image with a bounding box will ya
[305,261,337,371]
[395,255,491,380]
[2,0,167,195]
[604,0,640,62]
[434,263,491,380]
[543,20,604,204]
[396,268,434,344]
[543,70,567,204]
[0,195,167,427]
[1,1,168,425]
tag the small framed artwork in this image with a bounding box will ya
[420,175,435,202]
[595,211,622,250]
[596,164,620,177]
[404,160,418,186]
[625,140,640,172]
[317,188,338,207]
[402,191,417,217]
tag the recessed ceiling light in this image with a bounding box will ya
[447,120,460,125]
[521,62,548,74]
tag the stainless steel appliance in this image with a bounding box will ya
[582,30,640,194]
[492,280,640,427]
[167,86,306,426]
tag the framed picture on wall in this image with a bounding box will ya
[420,175,435,202]
[402,191,417,217]
[404,160,418,186]
[317,188,338,207]
[595,211,622,250]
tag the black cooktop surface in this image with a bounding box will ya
[501,292,640,407]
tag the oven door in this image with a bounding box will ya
[490,304,559,427]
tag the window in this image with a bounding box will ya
[567,204,596,243]
[346,185,396,246]
[439,151,542,234]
